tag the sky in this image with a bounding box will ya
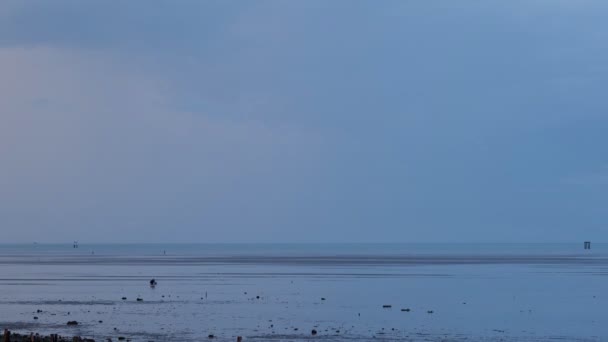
[0,1,607,243]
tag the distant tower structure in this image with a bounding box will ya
[584,241,591,250]
[73,241,79,249]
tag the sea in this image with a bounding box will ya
[0,243,606,341]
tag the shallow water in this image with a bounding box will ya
[0,243,606,341]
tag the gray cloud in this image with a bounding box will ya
[1,1,608,242]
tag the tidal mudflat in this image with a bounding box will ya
[0,244,606,341]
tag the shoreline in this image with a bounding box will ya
[2,330,94,342]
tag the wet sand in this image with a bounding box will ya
[0,244,606,341]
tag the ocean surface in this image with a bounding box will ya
[0,243,606,341]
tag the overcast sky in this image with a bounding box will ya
[1,1,607,243]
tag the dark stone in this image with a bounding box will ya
[67,320,79,325]
[311,329,317,335]
[34,316,38,320]
[401,308,410,312]
[208,334,215,339]
[122,297,127,300]
[136,298,143,302]
[118,337,126,341]
[382,305,392,308]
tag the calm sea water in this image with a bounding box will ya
[1,242,606,256]
[0,243,606,341]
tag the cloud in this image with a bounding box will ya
[1,1,608,242]
[562,165,608,186]
[0,46,326,242]
[0,1,246,50]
